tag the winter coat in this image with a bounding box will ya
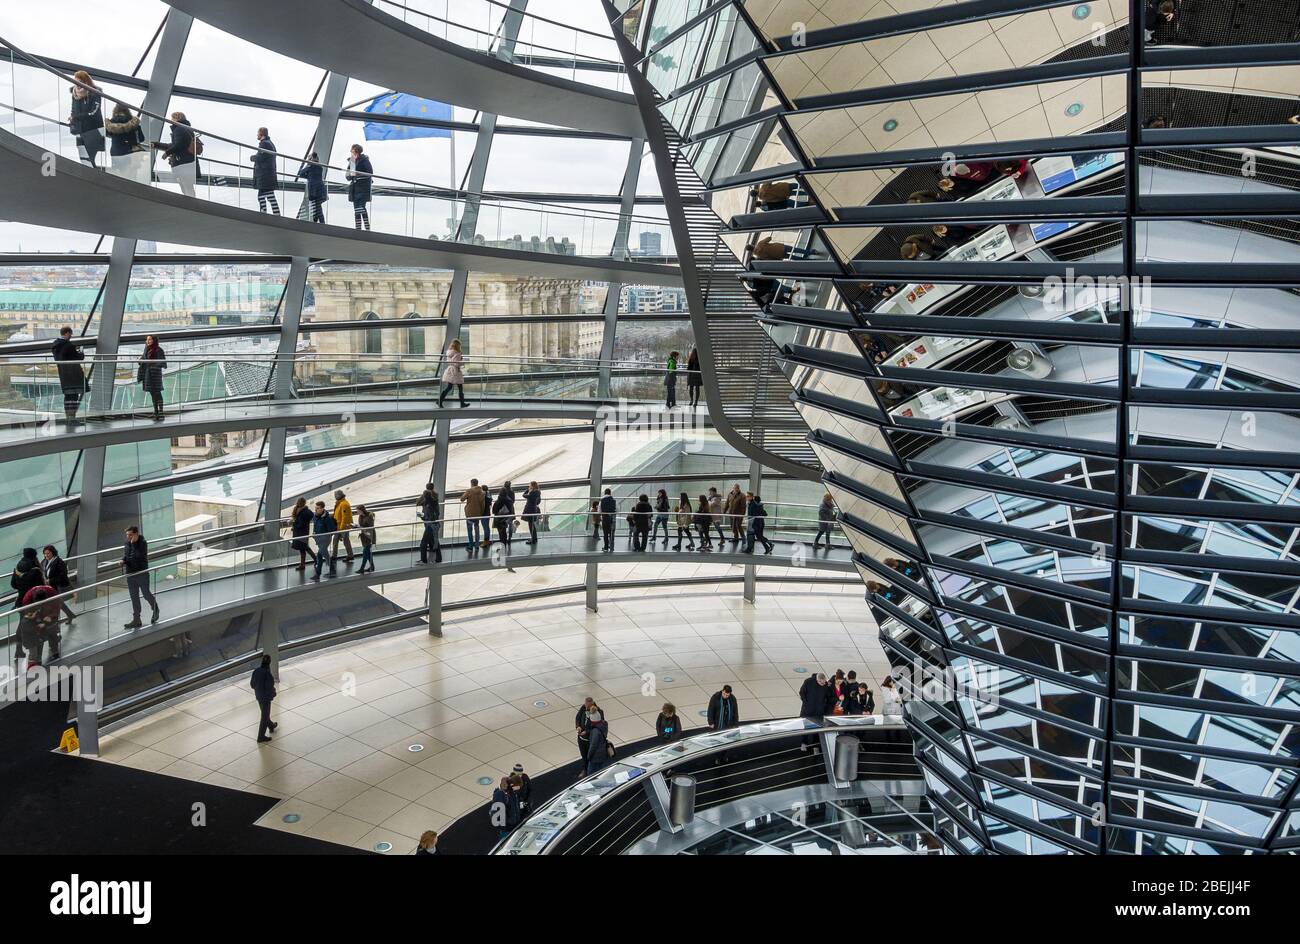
[296,161,328,202]
[11,551,42,608]
[41,555,70,591]
[357,511,377,547]
[251,136,278,192]
[105,112,145,157]
[291,506,313,537]
[251,664,276,704]
[656,712,683,742]
[160,119,197,168]
[346,153,373,204]
[675,505,693,529]
[522,488,541,519]
[492,491,515,529]
[441,349,465,385]
[51,337,87,394]
[686,350,702,388]
[707,691,740,729]
[333,498,353,530]
[462,485,486,517]
[799,677,829,719]
[137,344,166,393]
[121,537,149,573]
[69,91,103,136]
[632,499,652,532]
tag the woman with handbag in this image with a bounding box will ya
[137,335,167,420]
[356,505,377,574]
[585,709,611,775]
[105,103,150,184]
[153,112,200,197]
[68,71,104,168]
[288,496,315,571]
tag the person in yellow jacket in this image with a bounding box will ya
[331,489,355,564]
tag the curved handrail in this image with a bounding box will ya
[373,0,621,65]
[3,496,838,596]
[2,511,848,664]
[0,38,661,231]
[493,714,910,855]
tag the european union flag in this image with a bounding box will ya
[363,92,453,140]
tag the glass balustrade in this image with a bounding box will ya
[0,45,670,257]
[1,505,845,667]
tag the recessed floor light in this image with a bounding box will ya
[281,813,300,823]
[533,699,548,708]
[477,776,494,785]
[1073,4,1091,19]
[662,676,675,683]
[1066,102,1084,117]
[374,841,393,852]
[794,666,808,674]
[407,744,424,753]
[882,119,899,132]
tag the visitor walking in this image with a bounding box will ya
[418,484,442,564]
[105,103,149,183]
[707,487,726,545]
[694,494,713,550]
[461,479,486,550]
[251,127,280,214]
[814,492,836,548]
[673,492,695,550]
[52,326,86,425]
[652,489,670,545]
[664,350,678,408]
[438,338,468,407]
[331,489,354,563]
[521,481,542,545]
[599,488,617,552]
[121,526,159,628]
[632,494,652,551]
[41,545,76,623]
[250,654,278,743]
[492,485,516,548]
[744,492,775,554]
[356,504,376,574]
[725,484,746,544]
[152,111,200,198]
[137,334,167,420]
[296,151,327,222]
[346,143,373,229]
[289,496,315,570]
[68,70,104,168]
[310,501,337,580]
[686,348,702,407]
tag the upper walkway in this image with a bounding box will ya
[164,0,642,136]
[4,516,855,671]
[0,128,679,284]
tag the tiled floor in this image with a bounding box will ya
[88,587,887,854]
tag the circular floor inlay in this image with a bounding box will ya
[1066,102,1084,117]
[374,841,393,852]
[282,813,301,824]
[662,676,674,683]
[407,744,424,753]
[1072,4,1091,19]
[794,666,808,674]
[882,119,899,132]
[533,699,548,708]
[477,776,494,785]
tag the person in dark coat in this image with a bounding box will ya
[744,492,775,554]
[846,682,875,715]
[19,584,62,665]
[521,481,542,545]
[631,494,653,551]
[51,327,87,424]
[656,703,684,742]
[152,112,199,197]
[68,70,104,168]
[707,685,740,730]
[799,673,830,720]
[585,711,610,775]
[137,334,167,420]
[10,547,43,659]
[105,103,146,172]
[652,489,670,545]
[598,489,617,552]
[250,127,280,214]
[296,151,327,223]
[686,348,702,407]
[120,526,158,628]
[492,486,516,549]
[418,484,442,563]
[310,501,337,580]
[814,492,836,548]
[41,545,76,622]
[288,496,316,570]
[510,764,532,816]
[574,697,596,760]
[250,653,278,742]
[346,143,373,230]
[490,777,521,838]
